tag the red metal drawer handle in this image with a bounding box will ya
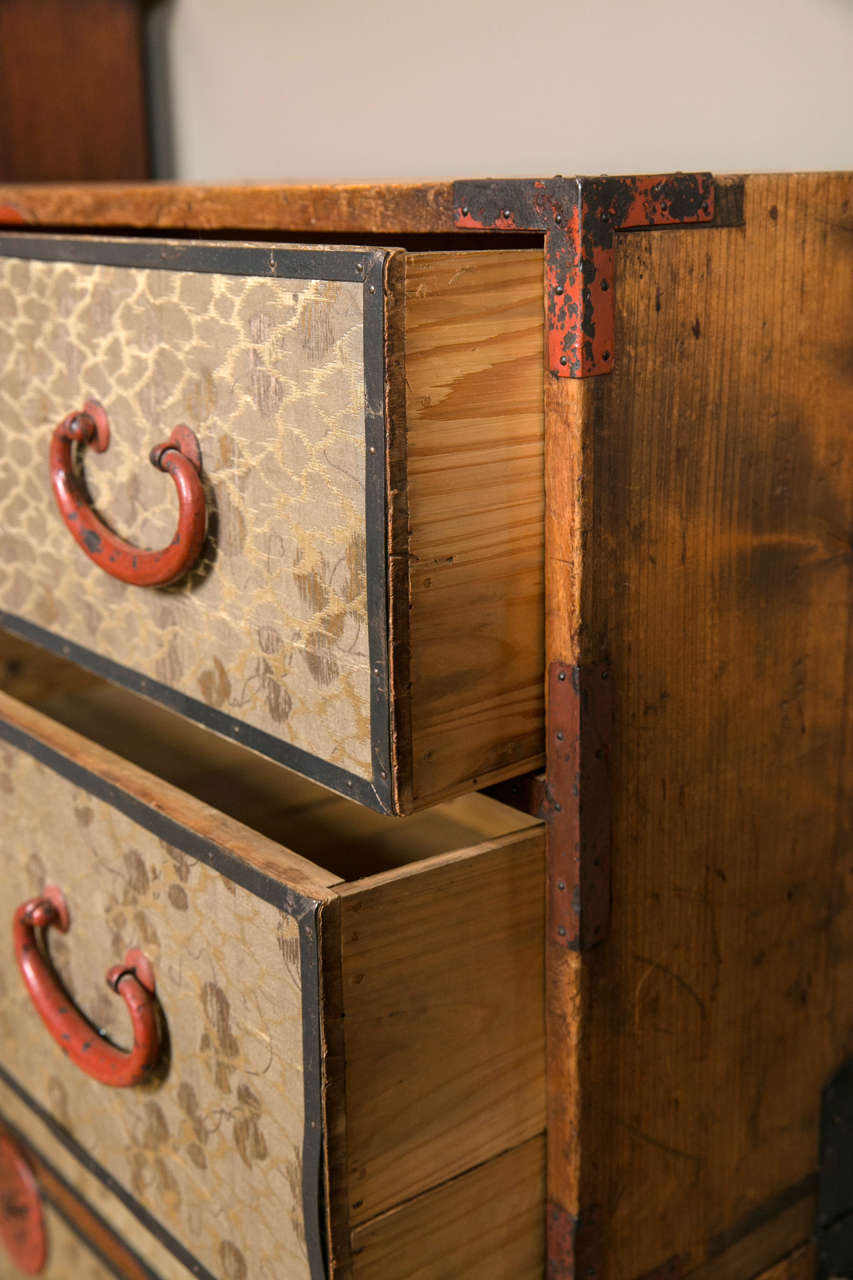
[13,886,161,1088]
[0,1130,46,1275]
[50,398,206,588]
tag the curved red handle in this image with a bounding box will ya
[13,887,161,1088]
[50,398,206,588]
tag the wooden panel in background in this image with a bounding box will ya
[0,0,150,182]
[578,171,853,1276]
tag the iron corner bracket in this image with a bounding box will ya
[452,173,716,377]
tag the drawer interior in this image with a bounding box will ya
[1,630,538,881]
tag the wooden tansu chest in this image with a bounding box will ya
[0,171,850,1279]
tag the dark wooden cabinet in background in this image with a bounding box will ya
[0,0,151,182]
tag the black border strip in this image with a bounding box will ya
[0,716,328,1280]
[0,1106,163,1280]
[0,232,394,815]
[0,233,368,282]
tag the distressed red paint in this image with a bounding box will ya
[13,886,161,1087]
[454,173,715,376]
[50,399,207,588]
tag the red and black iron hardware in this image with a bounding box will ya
[50,398,207,588]
[453,174,715,377]
[546,661,613,952]
[0,1129,46,1275]
[13,885,161,1088]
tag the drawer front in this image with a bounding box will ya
[0,234,399,811]
[0,1106,163,1279]
[0,707,328,1280]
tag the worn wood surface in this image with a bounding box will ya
[349,1135,545,1279]
[336,829,545,1228]
[574,171,853,1275]
[0,0,149,182]
[0,181,457,233]
[405,248,545,805]
[544,372,591,1251]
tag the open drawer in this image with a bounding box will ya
[0,234,544,814]
[0,649,545,1279]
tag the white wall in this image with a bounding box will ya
[148,0,853,180]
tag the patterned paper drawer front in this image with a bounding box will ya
[0,720,328,1280]
[0,235,395,810]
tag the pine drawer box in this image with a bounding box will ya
[0,234,545,816]
[0,671,545,1279]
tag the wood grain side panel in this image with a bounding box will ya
[405,248,546,805]
[349,1135,545,1280]
[338,828,546,1226]
[579,171,853,1276]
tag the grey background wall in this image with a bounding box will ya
[146,0,853,180]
